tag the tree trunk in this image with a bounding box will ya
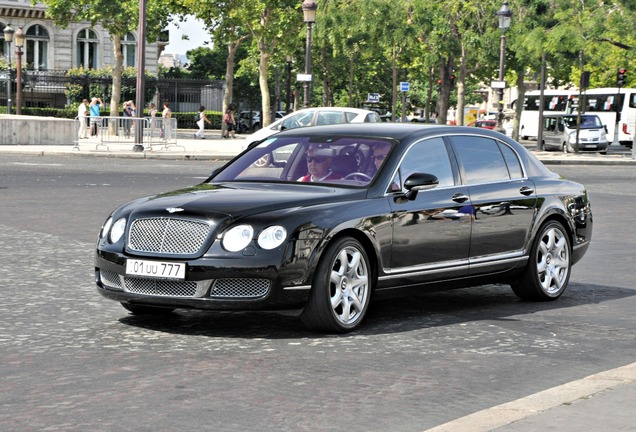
[425,66,434,121]
[223,41,239,113]
[109,34,123,135]
[391,46,398,122]
[348,57,355,107]
[436,60,452,125]
[321,45,333,107]
[513,72,526,141]
[258,46,271,127]
[456,44,468,126]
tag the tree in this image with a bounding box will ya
[40,0,171,117]
[234,0,302,127]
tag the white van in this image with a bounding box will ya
[542,114,608,153]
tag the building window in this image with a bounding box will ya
[77,28,99,69]
[1,23,8,59]
[121,32,136,67]
[26,25,49,70]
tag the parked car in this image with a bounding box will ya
[467,119,497,129]
[95,124,593,333]
[237,110,285,134]
[542,114,608,153]
[244,107,382,148]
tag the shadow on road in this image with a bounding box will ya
[117,282,635,338]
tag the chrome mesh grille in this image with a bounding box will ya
[128,218,211,255]
[100,270,124,291]
[210,278,271,299]
[124,277,198,297]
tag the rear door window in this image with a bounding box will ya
[449,136,512,184]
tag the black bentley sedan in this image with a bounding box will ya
[95,123,592,332]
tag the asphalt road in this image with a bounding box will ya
[1,155,634,432]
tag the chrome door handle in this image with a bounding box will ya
[452,193,469,203]
[519,186,534,196]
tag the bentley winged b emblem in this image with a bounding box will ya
[166,207,185,213]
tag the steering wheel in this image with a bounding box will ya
[343,172,373,181]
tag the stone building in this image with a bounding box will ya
[1,0,168,108]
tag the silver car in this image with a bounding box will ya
[542,114,609,153]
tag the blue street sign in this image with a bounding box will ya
[367,93,381,103]
[400,82,410,92]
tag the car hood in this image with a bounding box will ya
[123,182,366,223]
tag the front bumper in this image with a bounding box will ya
[94,250,312,311]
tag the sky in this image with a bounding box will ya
[163,15,211,56]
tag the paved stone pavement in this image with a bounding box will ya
[2,128,636,432]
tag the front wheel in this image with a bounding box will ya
[511,221,571,301]
[301,237,373,332]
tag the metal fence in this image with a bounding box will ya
[1,69,225,112]
[75,116,179,151]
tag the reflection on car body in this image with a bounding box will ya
[95,124,593,333]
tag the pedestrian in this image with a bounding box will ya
[149,102,157,119]
[148,102,158,136]
[222,106,236,139]
[161,101,172,141]
[77,99,89,139]
[194,105,212,139]
[122,100,134,138]
[89,97,103,137]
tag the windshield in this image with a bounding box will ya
[211,135,395,187]
[563,115,603,129]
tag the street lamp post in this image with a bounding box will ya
[14,26,25,115]
[285,55,293,113]
[495,2,512,132]
[3,24,13,115]
[302,0,317,109]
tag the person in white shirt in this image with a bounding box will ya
[77,99,88,139]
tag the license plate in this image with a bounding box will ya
[125,259,186,279]
[584,145,597,149]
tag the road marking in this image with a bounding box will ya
[423,362,636,432]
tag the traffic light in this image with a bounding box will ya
[449,75,456,87]
[617,68,627,87]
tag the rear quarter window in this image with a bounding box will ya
[449,136,512,184]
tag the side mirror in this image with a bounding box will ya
[403,173,439,201]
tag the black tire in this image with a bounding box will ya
[511,221,571,301]
[121,302,175,315]
[301,237,373,332]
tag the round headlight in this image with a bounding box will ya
[109,217,127,243]
[222,225,254,252]
[258,226,287,250]
[101,217,113,239]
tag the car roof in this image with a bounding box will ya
[273,122,479,140]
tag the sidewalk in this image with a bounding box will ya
[424,361,636,432]
[1,128,635,165]
[0,129,246,161]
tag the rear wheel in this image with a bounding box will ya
[511,221,571,300]
[301,237,373,332]
[121,303,175,315]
